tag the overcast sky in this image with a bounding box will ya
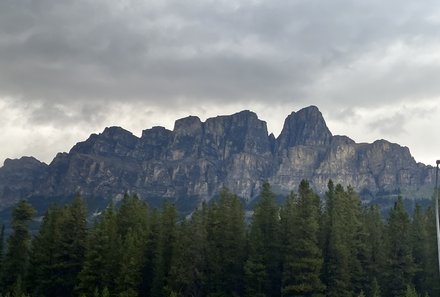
[1,0,440,166]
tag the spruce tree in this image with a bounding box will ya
[244,182,281,297]
[411,204,429,295]
[55,194,88,297]
[28,205,65,297]
[423,206,440,297]
[385,196,415,297]
[114,194,150,296]
[1,200,35,293]
[322,182,351,297]
[150,202,178,297]
[281,180,324,297]
[170,205,208,297]
[205,188,246,296]
[364,205,386,294]
[79,203,120,296]
[279,191,298,297]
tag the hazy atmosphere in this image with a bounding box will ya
[1,0,440,165]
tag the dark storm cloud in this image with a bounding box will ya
[2,0,440,118]
[1,0,440,164]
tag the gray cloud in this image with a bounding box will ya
[1,0,440,164]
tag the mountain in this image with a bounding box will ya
[0,106,436,213]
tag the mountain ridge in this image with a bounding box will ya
[0,106,435,212]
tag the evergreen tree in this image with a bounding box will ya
[114,194,150,296]
[364,205,386,294]
[55,194,88,297]
[117,230,145,297]
[79,203,120,296]
[1,200,35,293]
[244,182,281,297]
[150,202,178,297]
[28,205,65,297]
[170,205,208,297]
[404,285,420,297]
[322,182,351,297]
[205,188,246,296]
[348,187,369,295]
[385,196,415,297]
[139,209,160,296]
[279,191,297,297]
[411,204,429,295]
[281,180,324,297]
[423,206,440,297]
[370,277,382,297]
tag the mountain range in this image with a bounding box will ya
[0,106,436,214]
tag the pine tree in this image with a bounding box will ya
[114,194,150,296]
[281,180,324,297]
[205,188,246,296]
[1,200,35,293]
[279,191,298,297]
[28,205,65,297]
[423,206,440,297]
[244,182,280,297]
[385,196,415,297]
[370,277,382,297]
[150,202,178,297]
[170,205,208,297]
[117,230,144,297]
[411,204,430,295]
[364,206,386,294]
[55,194,88,297]
[404,285,420,297]
[79,203,120,296]
[322,182,351,297]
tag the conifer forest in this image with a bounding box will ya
[1,180,439,297]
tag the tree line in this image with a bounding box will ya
[0,180,439,297]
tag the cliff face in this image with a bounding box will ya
[0,106,434,211]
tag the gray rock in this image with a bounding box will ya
[0,106,435,211]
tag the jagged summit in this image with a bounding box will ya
[277,106,332,148]
[0,106,435,212]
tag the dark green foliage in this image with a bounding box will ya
[205,188,246,297]
[115,195,150,297]
[281,180,324,297]
[3,181,439,297]
[422,206,440,297]
[245,182,281,297]
[1,200,35,293]
[411,204,430,295]
[55,194,88,297]
[385,196,415,297]
[78,203,120,296]
[28,205,65,297]
[150,201,178,297]
[170,205,208,297]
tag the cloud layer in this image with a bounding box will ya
[1,0,440,165]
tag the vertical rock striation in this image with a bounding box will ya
[0,106,435,211]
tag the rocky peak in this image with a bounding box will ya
[0,106,433,215]
[2,156,47,170]
[173,116,203,136]
[277,105,332,148]
[204,110,271,156]
[0,157,49,209]
[70,126,138,157]
[141,126,172,140]
[136,127,173,159]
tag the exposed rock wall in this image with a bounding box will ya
[0,106,434,210]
